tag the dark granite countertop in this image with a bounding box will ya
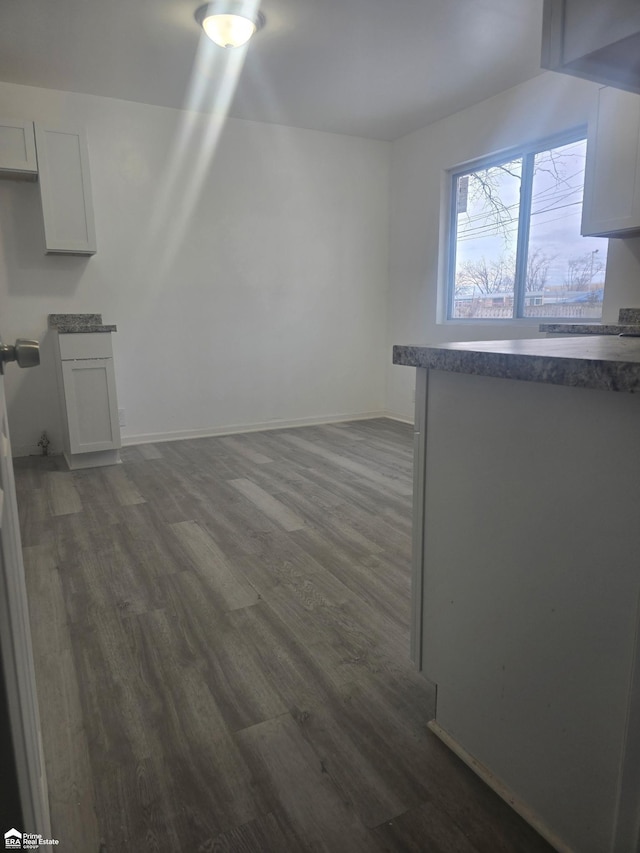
[540,308,640,336]
[55,325,117,333]
[540,323,640,335]
[393,337,640,394]
[48,313,116,334]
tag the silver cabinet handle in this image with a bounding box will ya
[0,339,40,372]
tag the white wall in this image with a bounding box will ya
[386,72,640,421]
[5,74,640,448]
[0,81,390,455]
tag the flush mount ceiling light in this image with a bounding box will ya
[194,1,265,48]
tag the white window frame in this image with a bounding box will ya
[445,126,600,323]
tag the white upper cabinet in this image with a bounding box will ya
[542,0,640,93]
[34,124,97,255]
[0,119,37,178]
[581,87,640,238]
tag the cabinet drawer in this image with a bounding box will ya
[58,332,113,361]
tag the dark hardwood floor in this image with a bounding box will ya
[14,418,553,853]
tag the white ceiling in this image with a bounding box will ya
[0,0,545,141]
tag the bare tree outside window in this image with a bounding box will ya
[526,247,554,292]
[449,135,608,320]
[564,250,604,291]
[456,256,514,295]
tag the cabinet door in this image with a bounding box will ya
[34,125,97,255]
[0,119,37,178]
[581,87,640,237]
[61,359,121,453]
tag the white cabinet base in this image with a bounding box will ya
[63,448,121,471]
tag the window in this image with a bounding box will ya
[447,130,608,321]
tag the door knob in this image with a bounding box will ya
[0,339,40,372]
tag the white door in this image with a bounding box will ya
[0,337,50,835]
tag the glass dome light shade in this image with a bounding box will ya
[201,12,256,48]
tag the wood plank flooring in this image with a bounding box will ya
[14,418,553,853]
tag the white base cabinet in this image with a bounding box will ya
[55,332,121,470]
[413,367,640,853]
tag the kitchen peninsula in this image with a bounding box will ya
[394,336,640,853]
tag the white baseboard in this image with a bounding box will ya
[12,445,39,458]
[12,412,411,458]
[63,449,121,470]
[383,411,414,425]
[12,445,62,459]
[120,410,389,447]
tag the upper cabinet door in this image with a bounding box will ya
[34,125,97,255]
[581,87,640,238]
[542,0,640,93]
[0,119,37,178]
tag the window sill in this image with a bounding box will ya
[437,317,602,328]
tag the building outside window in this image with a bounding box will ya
[447,130,608,321]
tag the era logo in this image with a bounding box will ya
[4,828,22,849]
